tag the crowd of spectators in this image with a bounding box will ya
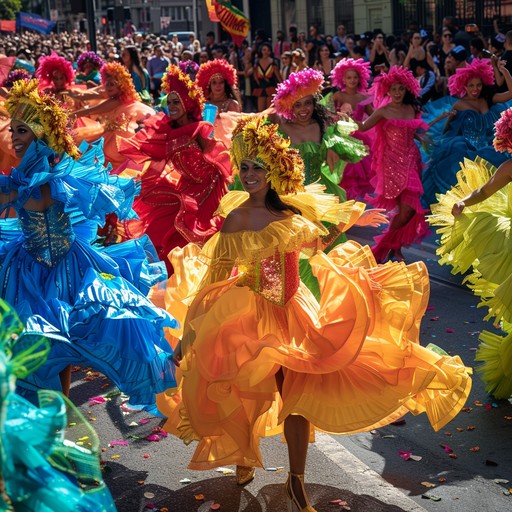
[1,15,512,112]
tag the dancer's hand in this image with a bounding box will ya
[451,202,465,216]
[326,148,340,173]
[172,342,182,367]
[356,208,389,227]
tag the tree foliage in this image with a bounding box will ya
[0,0,22,21]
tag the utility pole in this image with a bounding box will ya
[85,0,97,52]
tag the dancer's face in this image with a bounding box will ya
[465,78,483,98]
[209,76,226,98]
[239,159,269,195]
[388,82,406,103]
[292,95,314,123]
[343,70,360,90]
[10,120,37,158]
[104,77,121,98]
[167,92,187,123]
[52,70,67,92]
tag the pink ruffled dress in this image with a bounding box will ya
[339,98,375,200]
[369,116,429,261]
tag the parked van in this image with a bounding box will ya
[167,31,195,46]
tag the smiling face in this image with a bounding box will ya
[292,95,314,123]
[465,77,483,98]
[167,92,187,124]
[388,82,406,104]
[239,159,269,195]
[10,120,37,158]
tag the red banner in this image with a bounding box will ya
[0,20,16,32]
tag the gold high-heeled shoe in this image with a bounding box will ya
[285,472,317,512]
[236,465,255,485]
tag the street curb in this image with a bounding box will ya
[316,433,428,512]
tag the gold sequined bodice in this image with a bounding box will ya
[236,249,300,306]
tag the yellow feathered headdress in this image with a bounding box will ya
[5,78,80,159]
[230,114,305,195]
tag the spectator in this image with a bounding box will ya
[274,30,291,60]
[332,24,347,51]
[280,51,296,81]
[147,44,171,102]
[306,24,324,67]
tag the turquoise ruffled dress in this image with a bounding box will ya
[0,139,177,410]
[0,299,116,511]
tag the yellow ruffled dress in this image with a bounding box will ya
[157,189,472,470]
[429,156,512,398]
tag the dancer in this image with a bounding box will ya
[195,58,242,146]
[330,57,375,200]
[34,51,84,110]
[250,42,282,112]
[357,66,429,263]
[429,109,512,398]
[422,57,512,207]
[274,68,373,295]
[72,62,155,168]
[158,115,471,511]
[75,51,104,87]
[117,65,232,272]
[0,79,176,411]
[0,300,116,511]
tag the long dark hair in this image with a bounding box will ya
[312,97,338,136]
[402,90,422,113]
[265,188,302,215]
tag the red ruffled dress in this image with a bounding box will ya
[117,114,233,271]
[369,116,429,261]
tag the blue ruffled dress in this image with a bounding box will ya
[0,139,177,410]
[422,103,512,208]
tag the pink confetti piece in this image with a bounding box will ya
[445,328,455,333]
[399,450,411,461]
[145,434,161,442]
[108,440,129,447]
[88,396,106,406]
[430,316,439,321]
[441,444,453,453]
[139,418,151,424]
[426,306,435,310]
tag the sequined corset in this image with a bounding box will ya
[295,144,322,185]
[19,202,76,267]
[237,250,300,306]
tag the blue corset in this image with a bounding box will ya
[19,202,76,267]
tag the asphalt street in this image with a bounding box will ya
[69,226,512,512]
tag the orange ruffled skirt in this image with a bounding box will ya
[157,241,472,470]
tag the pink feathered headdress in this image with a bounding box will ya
[330,58,371,92]
[493,107,512,152]
[448,58,495,98]
[371,66,420,106]
[195,58,238,93]
[273,68,325,120]
[35,52,75,89]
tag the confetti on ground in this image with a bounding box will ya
[109,440,129,447]
[180,478,191,484]
[422,494,441,501]
[421,481,436,488]
[210,504,221,510]
[441,444,453,453]
[215,467,235,475]
[88,396,107,406]
[111,455,120,459]
[430,316,439,321]
[265,466,284,471]
[409,455,422,461]
[495,479,509,484]
[469,446,480,452]
[438,477,447,483]
[143,454,150,459]
[329,499,351,510]
[467,425,476,431]
[445,328,455,333]
[399,450,411,461]
[143,492,155,499]
[194,494,205,501]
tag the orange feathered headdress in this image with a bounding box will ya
[101,62,140,104]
